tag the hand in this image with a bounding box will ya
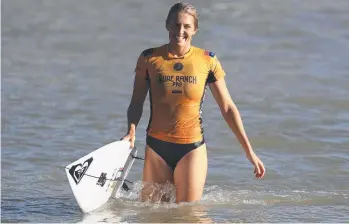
[121,133,135,148]
[246,151,265,179]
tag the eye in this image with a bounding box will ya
[184,25,191,29]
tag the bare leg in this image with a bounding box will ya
[174,144,208,203]
[142,145,174,202]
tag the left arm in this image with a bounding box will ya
[208,79,252,154]
[209,78,265,178]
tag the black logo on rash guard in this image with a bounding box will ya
[173,62,184,71]
[157,74,197,85]
[69,157,93,184]
[157,73,197,94]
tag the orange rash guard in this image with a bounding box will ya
[135,44,225,144]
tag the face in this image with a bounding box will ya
[167,12,197,47]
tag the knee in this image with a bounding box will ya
[175,187,203,203]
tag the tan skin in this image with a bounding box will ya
[122,12,265,203]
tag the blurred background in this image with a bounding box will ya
[2,0,349,222]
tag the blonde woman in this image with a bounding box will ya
[122,2,265,203]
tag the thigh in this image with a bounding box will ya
[173,143,208,203]
[142,145,174,202]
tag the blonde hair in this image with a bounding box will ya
[166,2,198,30]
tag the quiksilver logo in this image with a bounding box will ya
[69,157,93,184]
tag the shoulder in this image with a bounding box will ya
[192,46,217,60]
[141,48,154,57]
[204,50,216,59]
[141,45,166,57]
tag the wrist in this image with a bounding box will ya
[127,125,136,136]
[128,133,135,138]
[244,147,255,156]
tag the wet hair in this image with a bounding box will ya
[166,2,198,30]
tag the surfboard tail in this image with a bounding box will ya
[65,141,135,213]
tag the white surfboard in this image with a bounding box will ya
[65,140,137,213]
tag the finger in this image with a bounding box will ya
[121,135,130,141]
[258,163,265,178]
[255,163,263,178]
[130,136,136,148]
[254,167,258,174]
[255,164,260,178]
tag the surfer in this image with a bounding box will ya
[122,2,265,203]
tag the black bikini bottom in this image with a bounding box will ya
[146,135,205,171]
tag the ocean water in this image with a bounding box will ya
[2,0,349,222]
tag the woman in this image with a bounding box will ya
[122,2,265,203]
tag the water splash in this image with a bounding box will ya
[75,183,349,223]
[113,182,348,207]
[113,181,179,209]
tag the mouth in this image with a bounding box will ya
[175,35,187,42]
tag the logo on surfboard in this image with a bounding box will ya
[69,157,93,184]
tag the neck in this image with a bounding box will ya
[168,43,191,57]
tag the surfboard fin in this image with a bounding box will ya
[122,182,130,191]
[130,148,144,161]
[131,155,144,160]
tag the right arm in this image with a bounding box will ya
[122,53,149,148]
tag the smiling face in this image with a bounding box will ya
[165,3,198,51]
[167,12,197,48]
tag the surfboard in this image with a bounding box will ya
[65,140,137,213]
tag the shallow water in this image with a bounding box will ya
[2,0,349,222]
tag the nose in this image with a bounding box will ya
[174,24,185,35]
[178,24,185,35]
